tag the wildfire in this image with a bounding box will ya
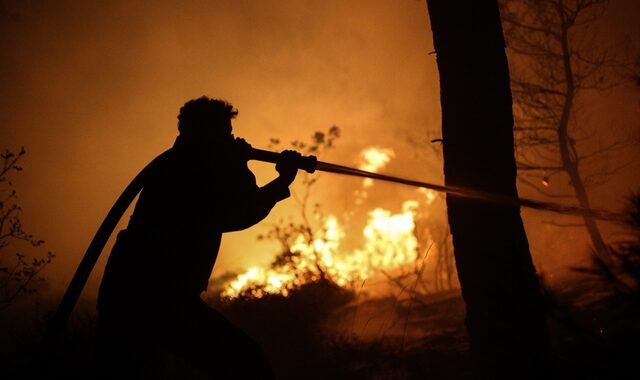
[221,201,420,299]
[358,147,395,173]
[220,145,433,300]
[358,147,395,188]
[418,187,437,205]
[353,147,396,206]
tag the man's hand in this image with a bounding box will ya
[233,137,253,160]
[276,150,302,186]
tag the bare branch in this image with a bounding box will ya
[1,147,54,311]
[517,163,565,171]
[542,220,585,228]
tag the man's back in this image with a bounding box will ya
[97,137,278,310]
[95,97,297,379]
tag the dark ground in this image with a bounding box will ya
[1,282,639,379]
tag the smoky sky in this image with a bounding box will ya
[0,0,638,298]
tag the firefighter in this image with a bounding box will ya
[96,96,299,378]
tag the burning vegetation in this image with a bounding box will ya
[207,140,463,379]
[217,140,454,301]
[221,201,421,299]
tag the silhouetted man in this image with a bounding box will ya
[96,97,300,379]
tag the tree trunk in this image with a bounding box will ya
[557,25,610,261]
[426,1,549,377]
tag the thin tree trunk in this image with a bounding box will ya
[557,25,609,260]
[426,1,549,377]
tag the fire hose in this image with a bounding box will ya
[42,147,625,352]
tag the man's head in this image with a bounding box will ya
[177,97,238,142]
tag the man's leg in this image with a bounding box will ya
[162,299,275,379]
[95,311,154,379]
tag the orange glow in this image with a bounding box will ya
[418,187,437,205]
[219,145,429,300]
[221,201,420,299]
[1,0,637,303]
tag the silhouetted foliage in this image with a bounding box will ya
[528,193,640,378]
[0,147,54,312]
[258,126,342,284]
[501,0,635,259]
[386,195,457,300]
[207,277,355,379]
[573,191,640,308]
[207,282,473,379]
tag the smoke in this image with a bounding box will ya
[0,0,637,301]
[0,0,439,297]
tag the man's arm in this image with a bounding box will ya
[219,150,301,232]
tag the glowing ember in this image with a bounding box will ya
[221,202,420,299]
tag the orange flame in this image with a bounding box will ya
[357,147,394,188]
[221,201,420,299]
[418,188,437,205]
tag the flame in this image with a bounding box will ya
[418,188,437,205]
[357,147,395,188]
[220,146,435,300]
[221,202,420,299]
[358,147,395,172]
